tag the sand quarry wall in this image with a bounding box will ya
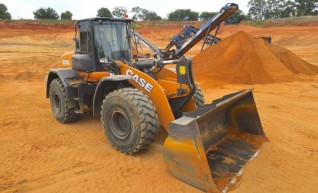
[192,31,318,85]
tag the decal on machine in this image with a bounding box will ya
[126,69,154,92]
[62,60,70,66]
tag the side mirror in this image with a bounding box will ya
[73,37,80,52]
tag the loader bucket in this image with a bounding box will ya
[163,89,267,193]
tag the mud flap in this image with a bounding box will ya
[163,89,267,193]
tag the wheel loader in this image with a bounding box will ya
[46,6,266,193]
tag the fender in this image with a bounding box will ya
[46,68,81,98]
[92,75,133,116]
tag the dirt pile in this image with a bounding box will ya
[192,31,318,84]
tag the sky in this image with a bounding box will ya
[2,0,250,20]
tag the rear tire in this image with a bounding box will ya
[193,85,205,107]
[101,88,159,154]
[49,79,80,123]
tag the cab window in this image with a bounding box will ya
[79,22,92,53]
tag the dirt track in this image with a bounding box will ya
[0,22,318,193]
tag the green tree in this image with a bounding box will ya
[0,3,11,19]
[264,0,281,19]
[61,11,72,19]
[144,11,161,20]
[225,10,247,24]
[199,12,217,20]
[168,9,199,21]
[279,0,296,18]
[295,0,318,16]
[131,6,144,20]
[33,7,59,19]
[97,7,112,17]
[247,0,267,20]
[112,6,127,18]
[130,7,161,20]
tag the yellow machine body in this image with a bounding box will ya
[50,15,267,193]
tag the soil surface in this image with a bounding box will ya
[0,22,317,193]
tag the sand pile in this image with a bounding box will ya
[192,31,318,84]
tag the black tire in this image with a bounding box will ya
[193,85,205,107]
[49,79,80,123]
[101,88,159,154]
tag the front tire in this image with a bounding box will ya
[49,79,80,123]
[101,88,159,154]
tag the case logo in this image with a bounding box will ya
[62,60,70,66]
[126,69,154,92]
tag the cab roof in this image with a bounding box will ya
[77,17,134,23]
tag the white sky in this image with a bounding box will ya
[2,0,250,20]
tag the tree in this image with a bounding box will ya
[0,3,11,19]
[61,11,72,19]
[144,11,161,20]
[225,10,248,24]
[264,0,281,19]
[97,7,112,17]
[131,6,144,20]
[279,0,296,18]
[199,12,217,20]
[247,0,318,20]
[130,7,161,20]
[168,9,199,21]
[112,6,127,18]
[33,7,59,19]
[247,0,267,20]
[295,0,318,16]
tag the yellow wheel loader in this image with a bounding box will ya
[46,15,266,192]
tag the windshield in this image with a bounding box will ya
[93,21,131,63]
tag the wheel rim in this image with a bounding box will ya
[53,92,61,113]
[109,108,131,140]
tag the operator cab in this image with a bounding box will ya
[72,17,133,73]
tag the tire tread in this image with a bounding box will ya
[101,88,159,154]
[50,79,80,123]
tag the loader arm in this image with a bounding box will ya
[115,56,198,131]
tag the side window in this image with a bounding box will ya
[79,23,92,53]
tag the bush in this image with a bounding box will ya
[33,7,59,19]
[97,7,112,17]
[0,3,11,19]
[61,11,72,20]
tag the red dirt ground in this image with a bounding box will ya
[0,21,317,193]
